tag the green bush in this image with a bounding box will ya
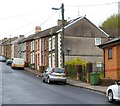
[65,58,87,80]
[66,65,78,79]
[66,57,86,65]
[99,71,104,78]
[29,64,35,70]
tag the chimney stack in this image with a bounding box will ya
[57,19,68,26]
[2,38,7,41]
[35,26,41,34]
[19,35,25,38]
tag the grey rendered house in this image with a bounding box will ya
[21,16,110,71]
[49,16,110,68]
[11,35,25,59]
[18,34,35,68]
[17,38,26,62]
[0,37,18,59]
[35,16,109,69]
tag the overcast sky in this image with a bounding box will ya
[0,0,119,40]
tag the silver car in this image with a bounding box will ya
[42,67,67,84]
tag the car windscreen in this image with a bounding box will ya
[53,68,65,73]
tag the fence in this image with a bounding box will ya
[65,64,87,82]
[65,62,104,82]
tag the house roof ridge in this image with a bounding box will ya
[57,16,110,38]
[12,37,25,44]
[36,25,58,34]
[98,37,120,48]
[33,25,61,39]
[57,16,85,33]
[84,18,110,37]
[105,37,120,44]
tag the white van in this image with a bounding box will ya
[11,58,25,69]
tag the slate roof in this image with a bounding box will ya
[11,36,25,44]
[33,26,61,40]
[98,37,120,48]
[100,28,120,38]
[18,17,82,42]
[1,37,18,45]
[20,34,36,43]
[57,16,109,37]
[19,26,61,43]
[20,16,111,42]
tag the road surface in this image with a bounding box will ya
[1,62,119,105]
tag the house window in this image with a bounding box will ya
[41,39,43,51]
[38,53,40,65]
[33,41,35,51]
[38,39,39,51]
[52,36,55,50]
[31,41,34,52]
[52,53,55,67]
[30,42,32,52]
[49,38,51,51]
[44,55,47,66]
[95,38,101,45]
[58,33,62,68]
[33,52,35,64]
[30,54,32,64]
[49,54,51,67]
[31,53,34,64]
[108,48,112,59]
[41,55,43,65]
[35,41,37,52]
[44,39,47,50]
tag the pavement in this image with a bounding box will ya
[24,67,108,94]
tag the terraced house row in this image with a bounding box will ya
[0,16,119,79]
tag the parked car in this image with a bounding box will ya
[11,58,25,69]
[42,67,67,84]
[0,55,6,62]
[6,59,13,65]
[106,80,120,102]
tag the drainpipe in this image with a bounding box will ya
[103,49,105,78]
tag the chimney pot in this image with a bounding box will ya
[19,35,25,38]
[57,19,68,26]
[35,26,41,33]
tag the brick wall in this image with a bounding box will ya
[105,44,120,80]
[117,45,120,79]
[26,41,31,65]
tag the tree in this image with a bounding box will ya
[66,57,87,65]
[101,14,120,29]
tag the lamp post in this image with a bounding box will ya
[67,48,71,61]
[52,3,65,68]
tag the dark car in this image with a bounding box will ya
[6,59,13,65]
[0,56,6,62]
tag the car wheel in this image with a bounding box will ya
[108,90,115,102]
[42,78,45,83]
[47,77,51,84]
[63,81,66,85]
